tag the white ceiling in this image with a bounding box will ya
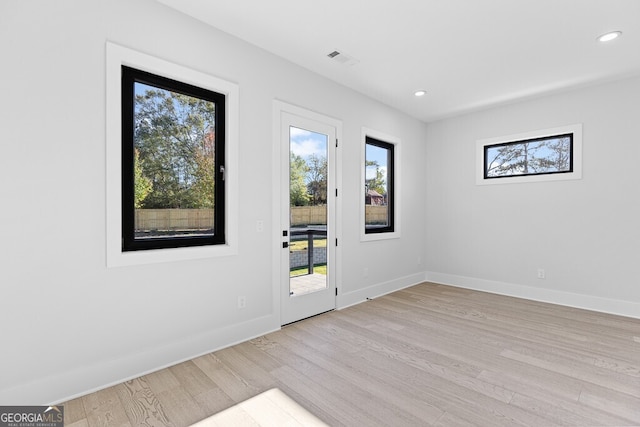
[156,0,640,123]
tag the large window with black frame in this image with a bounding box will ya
[364,136,394,234]
[121,66,226,251]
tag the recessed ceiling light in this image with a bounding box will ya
[414,90,427,97]
[598,31,622,42]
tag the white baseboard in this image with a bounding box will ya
[426,271,640,320]
[0,314,280,405]
[337,272,425,309]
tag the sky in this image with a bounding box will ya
[289,126,388,184]
[289,126,326,159]
[365,144,388,183]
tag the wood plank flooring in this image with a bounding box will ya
[63,282,640,426]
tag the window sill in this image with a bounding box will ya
[107,242,237,267]
[361,231,401,242]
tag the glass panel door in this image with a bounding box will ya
[280,110,336,325]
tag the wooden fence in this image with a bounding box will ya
[290,206,326,225]
[134,206,388,230]
[290,205,388,226]
[135,209,214,231]
[364,205,389,224]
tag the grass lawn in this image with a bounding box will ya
[289,238,327,251]
[290,263,327,277]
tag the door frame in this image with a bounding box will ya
[272,100,342,325]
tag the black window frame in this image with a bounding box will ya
[121,65,226,251]
[364,136,395,234]
[483,133,574,180]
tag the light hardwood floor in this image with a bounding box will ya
[63,282,640,426]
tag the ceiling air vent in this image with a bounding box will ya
[326,50,359,66]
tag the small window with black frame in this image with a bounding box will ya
[364,136,394,234]
[121,66,226,251]
[484,133,573,179]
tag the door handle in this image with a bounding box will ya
[282,242,289,248]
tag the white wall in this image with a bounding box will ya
[425,75,640,317]
[0,0,427,404]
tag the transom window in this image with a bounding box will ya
[476,124,583,186]
[121,66,226,251]
[484,133,573,179]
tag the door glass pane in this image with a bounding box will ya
[289,126,328,296]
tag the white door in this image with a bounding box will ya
[280,110,336,325]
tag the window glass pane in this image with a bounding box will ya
[365,140,392,232]
[485,134,572,178]
[133,81,216,241]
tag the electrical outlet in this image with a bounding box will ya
[537,268,546,279]
[237,296,246,309]
[256,220,264,232]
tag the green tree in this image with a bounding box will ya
[306,154,327,205]
[133,148,153,208]
[365,160,386,196]
[190,130,215,208]
[134,86,216,208]
[290,152,310,206]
